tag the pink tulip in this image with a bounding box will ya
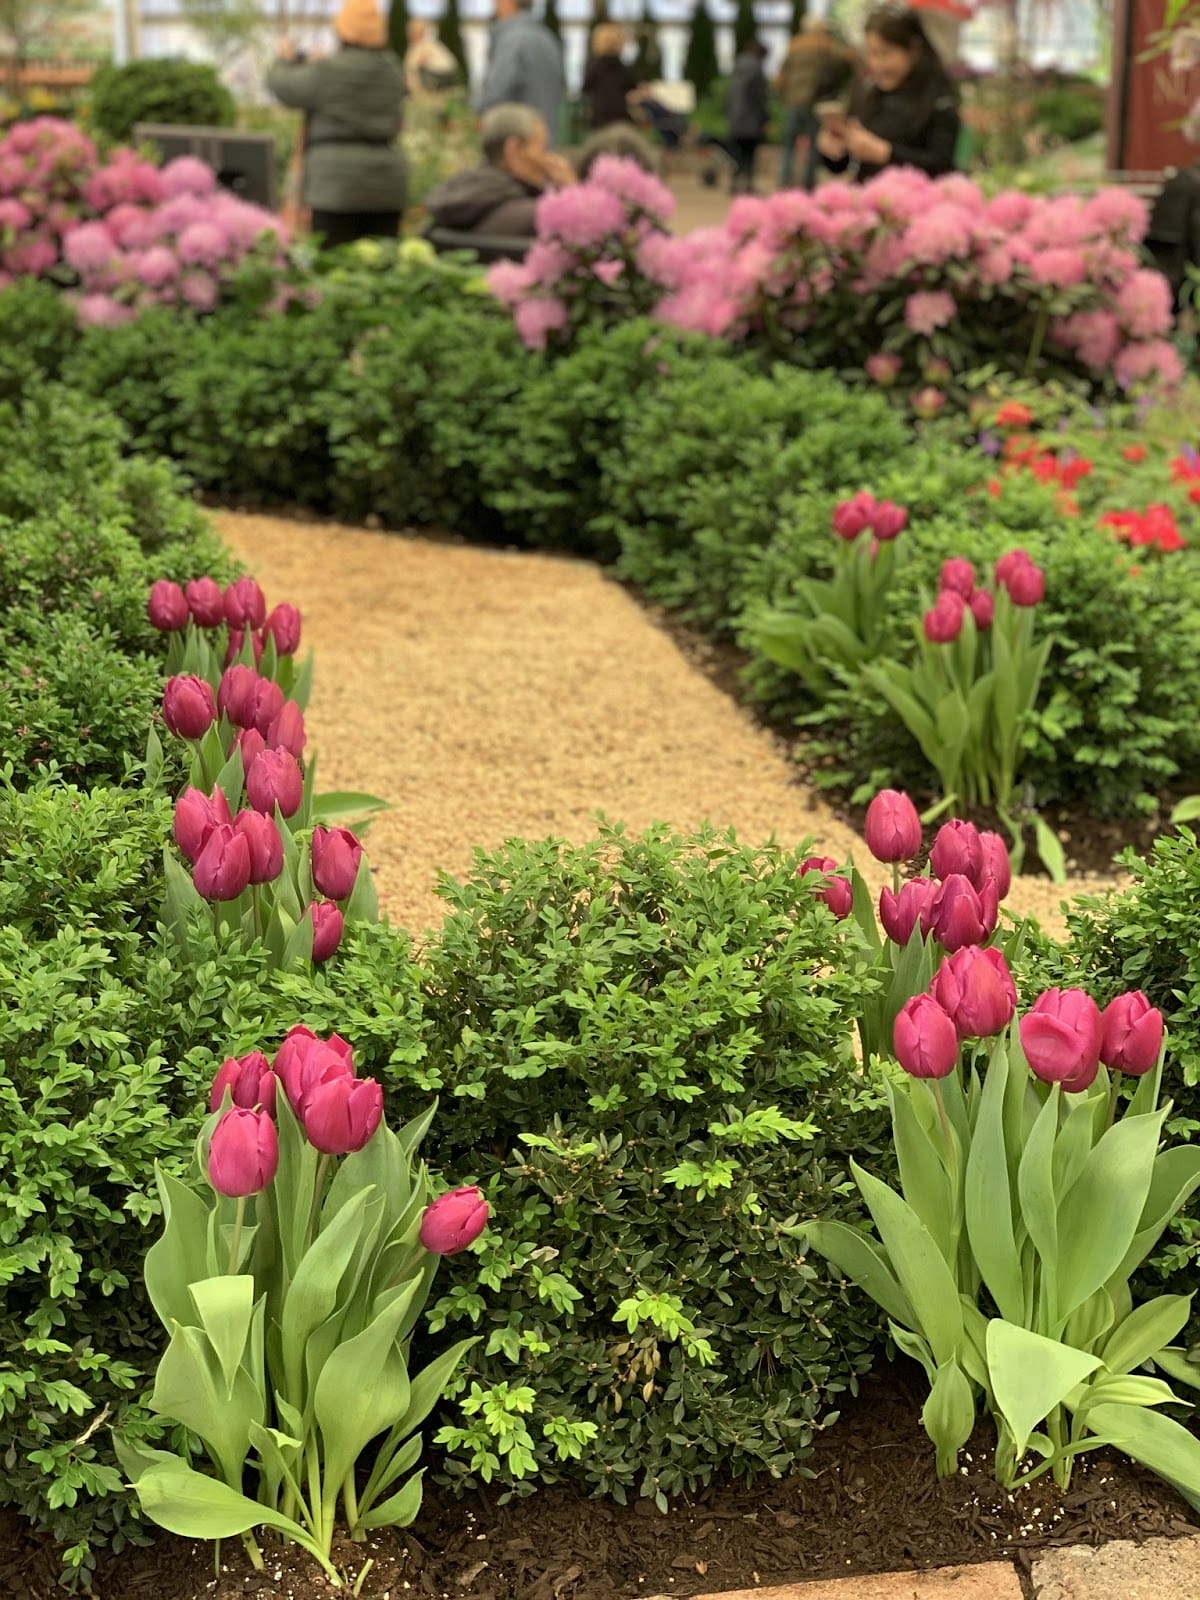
[1100,991,1164,1077]
[224,627,265,668]
[233,809,284,885]
[274,1026,354,1114]
[979,831,1012,899]
[894,994,960,1080]
[174,785,232,864]
[419,1186,490,1255]
[185,576,225,628]
[930,873,999,953]
[264,602,302,655]
[994,548,1033,586]
[208,1107,278,1198]
[250,678,286,739]
[831,491,877,540]
[308,900,344,962]
[192,822,252,901]
[864,789,922,864]
[162,674,217,740]
[267,699,306,758]
[929,819,983,886]
[924,591,965,644]
[301,1072,383,1156]
[1004,560,1046,607]
[246,749,303,818]
[969,589,995,630]
[233,726,267,776]
[147,579,189,632]
[798,855,853,920]
[870,500,908,541]
[939,559,976,600]
[311,826,364,902]
[210,1051,277,1114]
[223,577,266,629]
[931,946,1018,1040]
[218,664,260,728]
[878,877,937,945]
[1020,988,1103,1092]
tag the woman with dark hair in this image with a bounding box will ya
[816,5,959,182]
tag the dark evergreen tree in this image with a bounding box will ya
[683,0,719,99]
[441,0,467,72]
[790,0,807,35]
[387,0,409,56]
[733,0,758,54]
[592,0,610,23]
[543,0,562,39]
[633,23,663,84]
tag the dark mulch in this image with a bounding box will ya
[5,1364,1196,1600]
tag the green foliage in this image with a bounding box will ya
[1033,85,1105,146]
[0,279,81,401]
[441,0,467,73]
[542,0,562,40]
[734,0,760,54]
[388,0,410,56]
[89,59,235,147]
[683,0,720,101]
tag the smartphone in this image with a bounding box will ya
[815,100,848,119]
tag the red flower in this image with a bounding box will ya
[1122,444,1147,464]
[995,401,1034,429]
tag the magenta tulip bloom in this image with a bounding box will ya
[218,664,259,728]
[864,789,922,864]
[939,558,976,600]
[185,576,225,628]
[233,809,284,885]
[924,591,965,644]
[233,727,267,776]
[250,678,286,739]
[308,900,344,962]
[224,627,265,669]
[1020,988,1103,1092]
[1100,991,1164,1077]
[208,1107,278,1198]
[419,1186,490,1255]
[264,603,302,655]
[210,1051,277,1114]
[994,548,1033,587]
[223,577,266,630]
[969,590,995,630]
[798,855,853,920]
[1004,560,1046,607]
[894,994,960,1080]
[931,946,1018,1040]
[878,877,937,945]
[929,819,984,887]
[311,826,364,902]
[274,1026,354,1114]
[246,748,303,818]
[147,579,189,632]
[192,822,252,901]
[301,1071,383,1156]
[831,492,876,540]
[267,700,306,759]
[870,500,908,541]
[174,785,232,865]
[979,830,1012,899]
[162,674,217,740]
[930,873,999,953]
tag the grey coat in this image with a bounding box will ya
[425,165,542,238]
[727,51,769,142]
[268,45,406,214]
[478,14,565,145]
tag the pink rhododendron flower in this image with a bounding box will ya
[64,220,117,274]
[905,289,956,336]
[536,184,626,250]
[1029,247,1088,288]
[586,154,675,222]
[486,258,536,305]
[77,293,135,329]
[513,295,569,350]
[1115,269,1173,338]
[1114,339,1184,391]
[180,271,219,312]
[177,220,228,267]
[161,155,217,197]
[902,203,972,266]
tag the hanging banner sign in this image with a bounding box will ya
[1110,0,1200,173]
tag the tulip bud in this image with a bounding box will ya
[210,1051,277,1114]
[224,627,265,669]
[866,351,902,388]
[147,579,189,632]
[939,559,976,600]
[419,1185,490,1255]
[162,674,217,740]
[894,994,960,1080]
[274,1026,354,1113]
[923,591,965,644]
[246,748,303,819]
[994,549,1033,586]
[311,826,364,902]
[929,819,984,887]
[930,873,999,953]
[1003,560,1046,607]
[864,789,922,864]
[878,877,937,945]
[193,821,253,902]
[224,577,267,630]
[831,491,877,541]
[978,831,1012,899]
[233,809,284,885]
[308,900,344,962]
[912,386,946,420]
[264,603,302,655]
[301,1070,383,1156]
[797,855,853,920]
[267,700,306,758]
[931,946,1017,1039]
[1020,988,1103,1092]
[218,664,260,728]
[174,784,233,865]
[1100,991,1164,1077]
[968,589,995,630]
[208,1107,278,1198]
[249,678,285,739]
[870,500,908,541]
[233,726,267,776]
[185,576,225,628]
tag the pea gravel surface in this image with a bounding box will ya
[217,511,1121,943]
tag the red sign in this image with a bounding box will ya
[1110,0,1200,172]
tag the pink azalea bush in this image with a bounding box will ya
[0,116,287,324]
[489,161,1180,396]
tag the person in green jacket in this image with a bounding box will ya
[268,0,406,248]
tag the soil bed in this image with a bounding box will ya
[7,1366,1194,1600]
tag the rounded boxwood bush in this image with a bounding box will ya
[89,60,235,147]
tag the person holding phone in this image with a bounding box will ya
[817,4,959,183]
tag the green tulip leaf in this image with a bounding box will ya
[309,791,391,826]
[279,1188,370,1410]
[395,1336,478,1445]
[314,1290,415,1494]
[151,1323,264,1489]
[1114,1145,1200,1285]
[1079,1373,1181,1411]
[356,1433,424,1524]
[1086,1401,1200,1510]
[921,1359,976,1476]
[851,1161,963,1365]
[800,1218,916,1330]
[357,1467,425,1531]
[1032,814,1067,885]
[1152,1347,1200,1392]
[890,1321,935,1384]
[1055,1111,1165,1325]
[1017,1087,1060,1304]
[985,1320,1102,1459]
[343,851,379,924]
[189,1276,257,1401]
[1103,1296,1193,1377]
[965,1046,1024,1325]
[128,1458,315,1542]
[145,1166,213,1333]
[889,1081,956,1266]
[282,906,315,971]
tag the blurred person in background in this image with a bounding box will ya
[479,0,566,148]
[582,23,637,132]
[817,4,959,182]
[425,102,573,244]
[726,38,770,195]
[268,0,406,247]
[777,19,842,191]
[404,18,459,104]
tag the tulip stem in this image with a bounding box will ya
[228,1196,246,1275]
[1105,1076,1122,1133]
[252,882,263,940]
[343,1468,361,1539]
[891,863,901,896]
[305,1154,331,1252]
[932,1081,957,1184]
[241,1530,265,1571]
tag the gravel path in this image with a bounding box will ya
[217,512,1121,943]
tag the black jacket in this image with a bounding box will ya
[424,165,542,237]
[825,79,960,182]
[727,51,769,142]
[583,54,636,130]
